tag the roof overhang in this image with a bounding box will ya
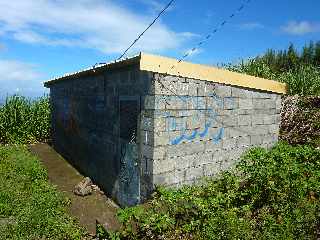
[44,52,287,94]
[140,53,287,94]
[44,54,141,87]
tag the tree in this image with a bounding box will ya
[301,41,315,64]
[287,43,299,69]
[315,41,320,66]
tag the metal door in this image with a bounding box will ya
[118,97,140,206]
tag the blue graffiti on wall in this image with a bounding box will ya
[155,93,235,145]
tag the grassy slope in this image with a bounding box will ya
[109,143,320,239]
[0,145,86,240]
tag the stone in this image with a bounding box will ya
[153,159,175,174]
[252,114,264,125]
[251,135,263,145]
[92,184,105,195]
[223,97,238,110]
[239,98,253,110]
[237,136,251,147]
[222,138,237,150]
[74,177,93,196]
[263,115,276,124]
[185,166,203,181]
[238,114,251,126]
[231,87,253,98]
[214,85,232,97]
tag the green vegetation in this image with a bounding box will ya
[0,95,51,144]
[2,42,320,239]
[228,41,320,96]
[0,145,86,240]
[105,143,320,239]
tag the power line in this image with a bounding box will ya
[157,0,252,86]
[117,0,175,61]
[151,0,251,138]
[156,0,252,107]
[168,0,252,72]
[157,0,253,136]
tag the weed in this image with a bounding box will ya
[109,143,320,239]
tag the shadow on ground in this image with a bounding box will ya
[29,143,120,234]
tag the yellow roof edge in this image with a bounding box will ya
[140,52,287,94]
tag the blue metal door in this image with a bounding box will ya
[119,140,139,206]
[118,97,140,206]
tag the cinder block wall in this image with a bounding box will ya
[49,67,282,204]
[50,65,154,205]
[140,73,282,190]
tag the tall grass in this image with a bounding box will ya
[0,95,51,144]
[277,65,320,96]
[227,59,320,96]
[228,60,320,96]
[227,42,320,96]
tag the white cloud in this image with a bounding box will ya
[138,0,176,14]
[0,60,40,82]
[282,21,320,35]
[238,22,264,30]
[0,0,194,55]
[138,0,166,11]
[0,59,45,96]
[12,31,48,44]
[179,32,201,38]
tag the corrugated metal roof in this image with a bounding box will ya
[44,54,141,87]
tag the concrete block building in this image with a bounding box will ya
[44,53,287,206]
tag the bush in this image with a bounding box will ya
[108,143,320,239]
[277,65,320,96]
[0,95,51,144]
[0,145,86,239]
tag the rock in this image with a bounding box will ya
[92,184,105,195]
[74,177,93,196]
[91,184,99,191]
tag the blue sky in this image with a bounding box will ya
[0,0,319,98]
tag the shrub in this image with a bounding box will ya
[107,143,320,239]
[0,95,51,144]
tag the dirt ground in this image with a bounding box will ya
[29,143,120,234]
